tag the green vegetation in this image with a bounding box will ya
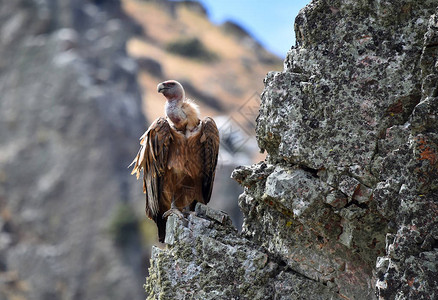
[108,203,140,246]
[166,37,218,62]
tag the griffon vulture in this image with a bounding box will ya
[130,80,219,242]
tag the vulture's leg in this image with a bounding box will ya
[163,196,184,219]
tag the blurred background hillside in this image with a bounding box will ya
[0,0,307,298]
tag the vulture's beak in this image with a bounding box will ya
[157,83,167,93]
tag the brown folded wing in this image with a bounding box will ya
[129,117,172,219]
[200,117,220,204]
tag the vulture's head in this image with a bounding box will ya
[157,80,185,102]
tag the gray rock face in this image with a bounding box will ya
[248,0,437,299]
[146,203,338,300]
[0,0,146,299]
[146,0,438,300]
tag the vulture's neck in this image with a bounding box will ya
[165,98,200,132]
[165,98,183,124]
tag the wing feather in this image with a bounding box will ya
[130,117,172,218]
[200,117,220,204]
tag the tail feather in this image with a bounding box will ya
[155,215,167,243]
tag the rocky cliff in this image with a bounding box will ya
[147,1,438,299]
[0,0,147,299]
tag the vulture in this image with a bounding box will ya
[130,80,220,242]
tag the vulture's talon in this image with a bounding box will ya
[163,208,184,219]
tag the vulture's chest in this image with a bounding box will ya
[167,129,203,177]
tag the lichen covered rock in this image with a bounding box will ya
[243,0,438,299]
[146,203,338,300]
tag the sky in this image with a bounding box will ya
[198,0,311,58]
